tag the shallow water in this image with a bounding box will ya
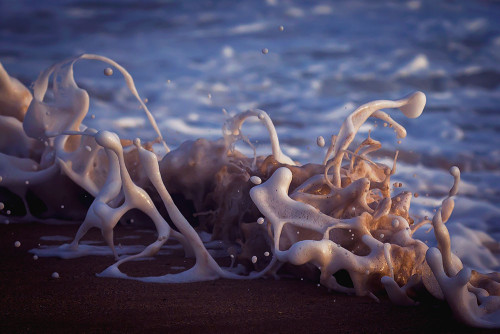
[1,0,499,268]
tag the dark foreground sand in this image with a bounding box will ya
[0,223,497,334]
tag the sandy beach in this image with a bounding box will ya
[0,222,497,334]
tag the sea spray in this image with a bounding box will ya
[0,56,498,328]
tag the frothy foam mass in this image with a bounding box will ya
[0,55,499,328]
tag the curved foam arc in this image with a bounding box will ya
[223,109,295,166]
[324,92,426,188]
[79,54,169,153]
[22,53,171,201]
[24,54,169,153]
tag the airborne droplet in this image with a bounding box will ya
[316,136,325,147]
[250,176,262,185]
[104,67,113,76]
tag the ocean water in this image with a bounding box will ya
[1,0,499,270]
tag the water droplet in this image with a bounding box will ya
[264,251,270,257]
[6,210,11,215]
[250,176,262,185]
[230,254,234,258]
[0,202,4,210]
[33,255,38,260]
[279,25,284,31]
[316,136,325,147]
[257,217,265,225]
[262,48,269,54]
[104,68,113,76]
[14,241,21,247]
[251,256,257,263]
[52,272,60,279]
[60,205,64,209]
[25,180,29,185]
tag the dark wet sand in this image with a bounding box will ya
[0,223,496,334]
